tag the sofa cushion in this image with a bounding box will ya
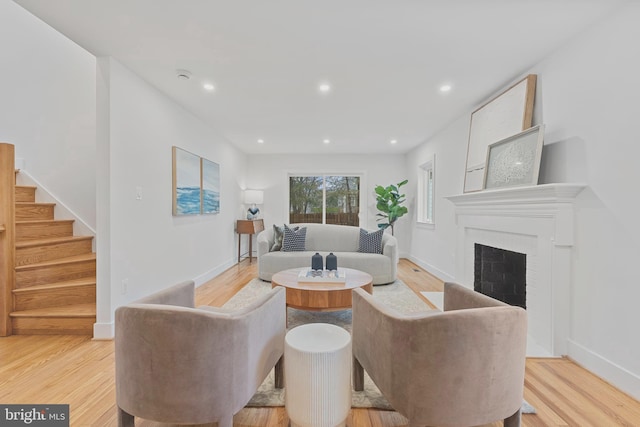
[358,228,383,254]
[271,224,299,252]
[282,224,307,251]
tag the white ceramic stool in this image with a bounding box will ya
[285,323,352,427]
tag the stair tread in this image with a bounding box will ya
[10,303,96,318]
[15,253,96,271]
[15,185,37,189]
[16,202,56,206]
[16,219,74,224]
[16,235,93,249]
[13,278,96,293]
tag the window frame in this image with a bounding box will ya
[417,156,435,226]
[286,171,366,227]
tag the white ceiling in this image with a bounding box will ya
[14,0,624,154]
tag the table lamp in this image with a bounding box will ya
[244,189,264,219]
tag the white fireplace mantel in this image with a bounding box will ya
[446,183,586,356]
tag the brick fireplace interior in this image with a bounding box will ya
[474,244,526,309]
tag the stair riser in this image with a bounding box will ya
[16,260,96,288]
[15,187,36,203]
[14,285,96,311]
[16,239,93,267]
[12,317,95,335]
[16,204,54,221]
[16,221,74,241]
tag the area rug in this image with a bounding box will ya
[224,278,535,414]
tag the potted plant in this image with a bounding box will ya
[374,179,408,236]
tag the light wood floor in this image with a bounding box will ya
[1,259,639,426]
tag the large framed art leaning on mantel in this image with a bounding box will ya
[463,74,537,193]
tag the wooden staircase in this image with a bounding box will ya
[9,177,96,335]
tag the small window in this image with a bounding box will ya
[417,158,435,224]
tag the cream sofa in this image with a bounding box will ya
[257,223,397,285]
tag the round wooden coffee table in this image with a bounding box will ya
[271,267,373,312]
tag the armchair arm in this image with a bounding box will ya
[133,280,195,308]
[443,282,507,311]
[229,287,286,404]
[352,288,435,406]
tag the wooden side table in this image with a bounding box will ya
[236,219,264,263]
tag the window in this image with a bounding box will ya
[417,158,434,224]
[289,175,360,226]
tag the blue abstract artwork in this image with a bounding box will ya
[201,158,220,214]
[172,146,201,215]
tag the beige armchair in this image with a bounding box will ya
[352,282,527,427]
[115,280,286,427]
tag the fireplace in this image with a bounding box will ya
[446,183,586,356]
[474,244,526,309]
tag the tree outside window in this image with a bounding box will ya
[289,175,360,226]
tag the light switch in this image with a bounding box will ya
[136,186,143,200]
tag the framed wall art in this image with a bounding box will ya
[172,146,202,215]
[201,157,220,214]
[483,124,545,190]
[463,74,537,193]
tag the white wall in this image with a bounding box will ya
[405,115,468,282]
[245,153,410,254]
[406,2,640,398]
[534,2,640,398]
[95,57,247,337]
[0,1,96,230]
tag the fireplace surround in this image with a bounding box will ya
[447,183,585,356]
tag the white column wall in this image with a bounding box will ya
[95,58,247,337]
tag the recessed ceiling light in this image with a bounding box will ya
[323,139,331,144]
[318,82,331,93]
[440,84,452,92]
[203,83,215,92]
[257,139,265,144]
[390,139,398,145]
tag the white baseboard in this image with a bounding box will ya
[193,257,237,287]
[567,339,640,401]
[93,322,114,340]
[407,255,455,282]
[93,258,237,340]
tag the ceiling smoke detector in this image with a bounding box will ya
[176,69,192,80]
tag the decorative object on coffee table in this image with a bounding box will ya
[311,252,323,271]
[297,268,347,284]
[326,252,338,271]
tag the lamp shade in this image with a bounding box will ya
[244,189,264,205]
